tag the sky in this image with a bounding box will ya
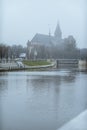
[0,0,86,48]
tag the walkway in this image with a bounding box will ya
[57,110,87,130]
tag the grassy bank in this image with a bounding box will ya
[23,60,51,66]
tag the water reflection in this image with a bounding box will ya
[0,70,87,130]
[0,72,8,96]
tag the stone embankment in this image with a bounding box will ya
[0,60,25,71]
[78,59,87,70]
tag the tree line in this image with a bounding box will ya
[0,44,26,60]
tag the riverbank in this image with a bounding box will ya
[0,59,87,72]
[0,60,56,72]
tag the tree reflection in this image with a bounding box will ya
[0,72,8,95]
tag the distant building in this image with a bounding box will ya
[19,53,26,59]
[27,23,63,59]
[30,23,62,46]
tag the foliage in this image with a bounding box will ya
[0,43,26,59]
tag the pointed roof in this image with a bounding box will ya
[27,40,31,46]
[31,33,54,46]
[54,22,62,39]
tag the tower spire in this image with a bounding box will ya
[48,24,51,36]
[49,28,51,36]
[54,22,62,40]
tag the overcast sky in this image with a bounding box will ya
[0,0,86,48]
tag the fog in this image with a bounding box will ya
[0,0,86,48]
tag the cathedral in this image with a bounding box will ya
[27,23,77,59]
[30,23,62,46]
[27,23,63,59]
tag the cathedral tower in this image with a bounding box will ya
[54,22,62,41]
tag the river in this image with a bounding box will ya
[0,68,87,130]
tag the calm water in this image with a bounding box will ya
[0,69,87,130]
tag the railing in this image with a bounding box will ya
[56,59,79,64]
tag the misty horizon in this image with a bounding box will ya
[0,0,86,48]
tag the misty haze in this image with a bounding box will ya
[0,0,87,130]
